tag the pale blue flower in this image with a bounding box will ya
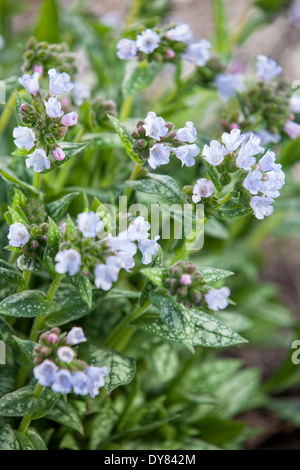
[184,40,211,66]
[48,68,73,95]
[138,235,160,265]
[77,211,104,238]
[71,371,90,396]
[205,286,230,311]
[33,359,58,387]
[136,29,160,54]
[221,128,245,152]
[172,144,200,167]
[67,327,87,346]
[243,169,263,195]
[25,148,51,173]
[203,140,227,166]
[148,144,171,169]
[144,112,168,140]
[55,249,82,276]
[165,24,193,43]
[176,121,197,143]
[256,55,282,82]
[44,97,64,118]
[57,346,75,363]
[51,369,73,394]
[250,195,274,219]
[19,72,40,95]
[192,178,213,203]
[117,38,137,60]
[13,126,36,151]
[7,223,29,247]
[215,73,245,101]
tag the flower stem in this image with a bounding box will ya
[0,90,16,136]
[29,273,64,343]
[219,192,233,206]
[33,172,40,190]
[104,299,150,349]
[123,163,143,198]
[18,383,43,434]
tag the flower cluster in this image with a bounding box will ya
[55,213,161,291]
[15,68,78,172]
[165,260,231,311]
[22,37,77,77]
[117,23,211,67]
[131,112,200,169]
[33,327,108,397]
[7,222,49,259]
[200,128,285,219]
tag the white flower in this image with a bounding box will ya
[205,286,231,311]
[136,29,160,54]
[148,144,171,169]
[260,168,285,198]
[243,169,263,195]
[8,223,29,247]
[256,54,282,82]
[44,97,64,118]
[143,111,168,140]
[48,68,73,95]
[127,216,150,242]
[34,359,58,387]
[284,120,300,140]
[77,211,103,238]
[57,346,75,363]
[51,369,72,394]
[257,150,277,172]
[236,134,264,170]
[26,148,51,173]
[94,256,122,290]
[192,178,213,203]
[165,24,193,42]
[19,72,40,95]
[176,121,197,143]
[72,81,91,106]
[67,327,87,345]
[215,73,245,101]
[203,140,227,166]
[221,128,245,152]
[290,95,300,113]
[250,195,274,219]
[172,144,200,167]
[138,235,160,265]
[116,38,137,60]
[184,40,211,66]
[55,249,82,276]
[13,126,35,151]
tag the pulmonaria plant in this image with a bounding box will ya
[117,23,211,67]
[33,327,108,397]
[14,68,78,172]
[131,112,200,168]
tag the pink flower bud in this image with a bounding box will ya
[61,111,78,127]
[61,222,67,236]
[48,333,59,344]
[180,274,192,286]
[52,146,65,161]
[230,123,240,130]
[33,65,44,76]
[284,120,300,140]
[166,49,176,59]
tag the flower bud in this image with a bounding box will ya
[61,112,78,127]
[220,172,232,186]
[40,346,52,356]
[177,287,188,298]
[48,333,59,344]
[52,146,66,161]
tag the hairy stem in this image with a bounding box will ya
[18,383,44,434]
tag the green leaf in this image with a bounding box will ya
[35,0,60,43]
[198,266,234,283]
[150,292,195,352]
[89,401,119,450]
[26,428,47,450]
[0,290,56,318]
[151,343,179,383]
[108,115,142,164]
[122,60,161,97]
[7,206,29,225]
[43,217,62,278]
[203,160,221,192]
[127,173,184,205]
[205,218,230,240]
[47,400,83,434]
[212,0,229,54]
[197,416,246,446]
[0,168,40,195]
[30,386,60,420]
[215,311,253,333]
[12,188,27,209]
[141,267,168,288]
[0,387,39,417]
[17,256,43,273]
[0,424,20,450]
[268,399,300,429]
[68,273,93,308]
[45,286,106,327]
[0,260,26,289]
[88,347,136,394]
[64,214,76,238]
[217,204,252,220]
[12,336,36,362]
[43,142,88,173]
[191,309,247,348]
[15,431,36,450]
[140,249,163,307]
[46,192,80,221]
[0,317,15,345]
